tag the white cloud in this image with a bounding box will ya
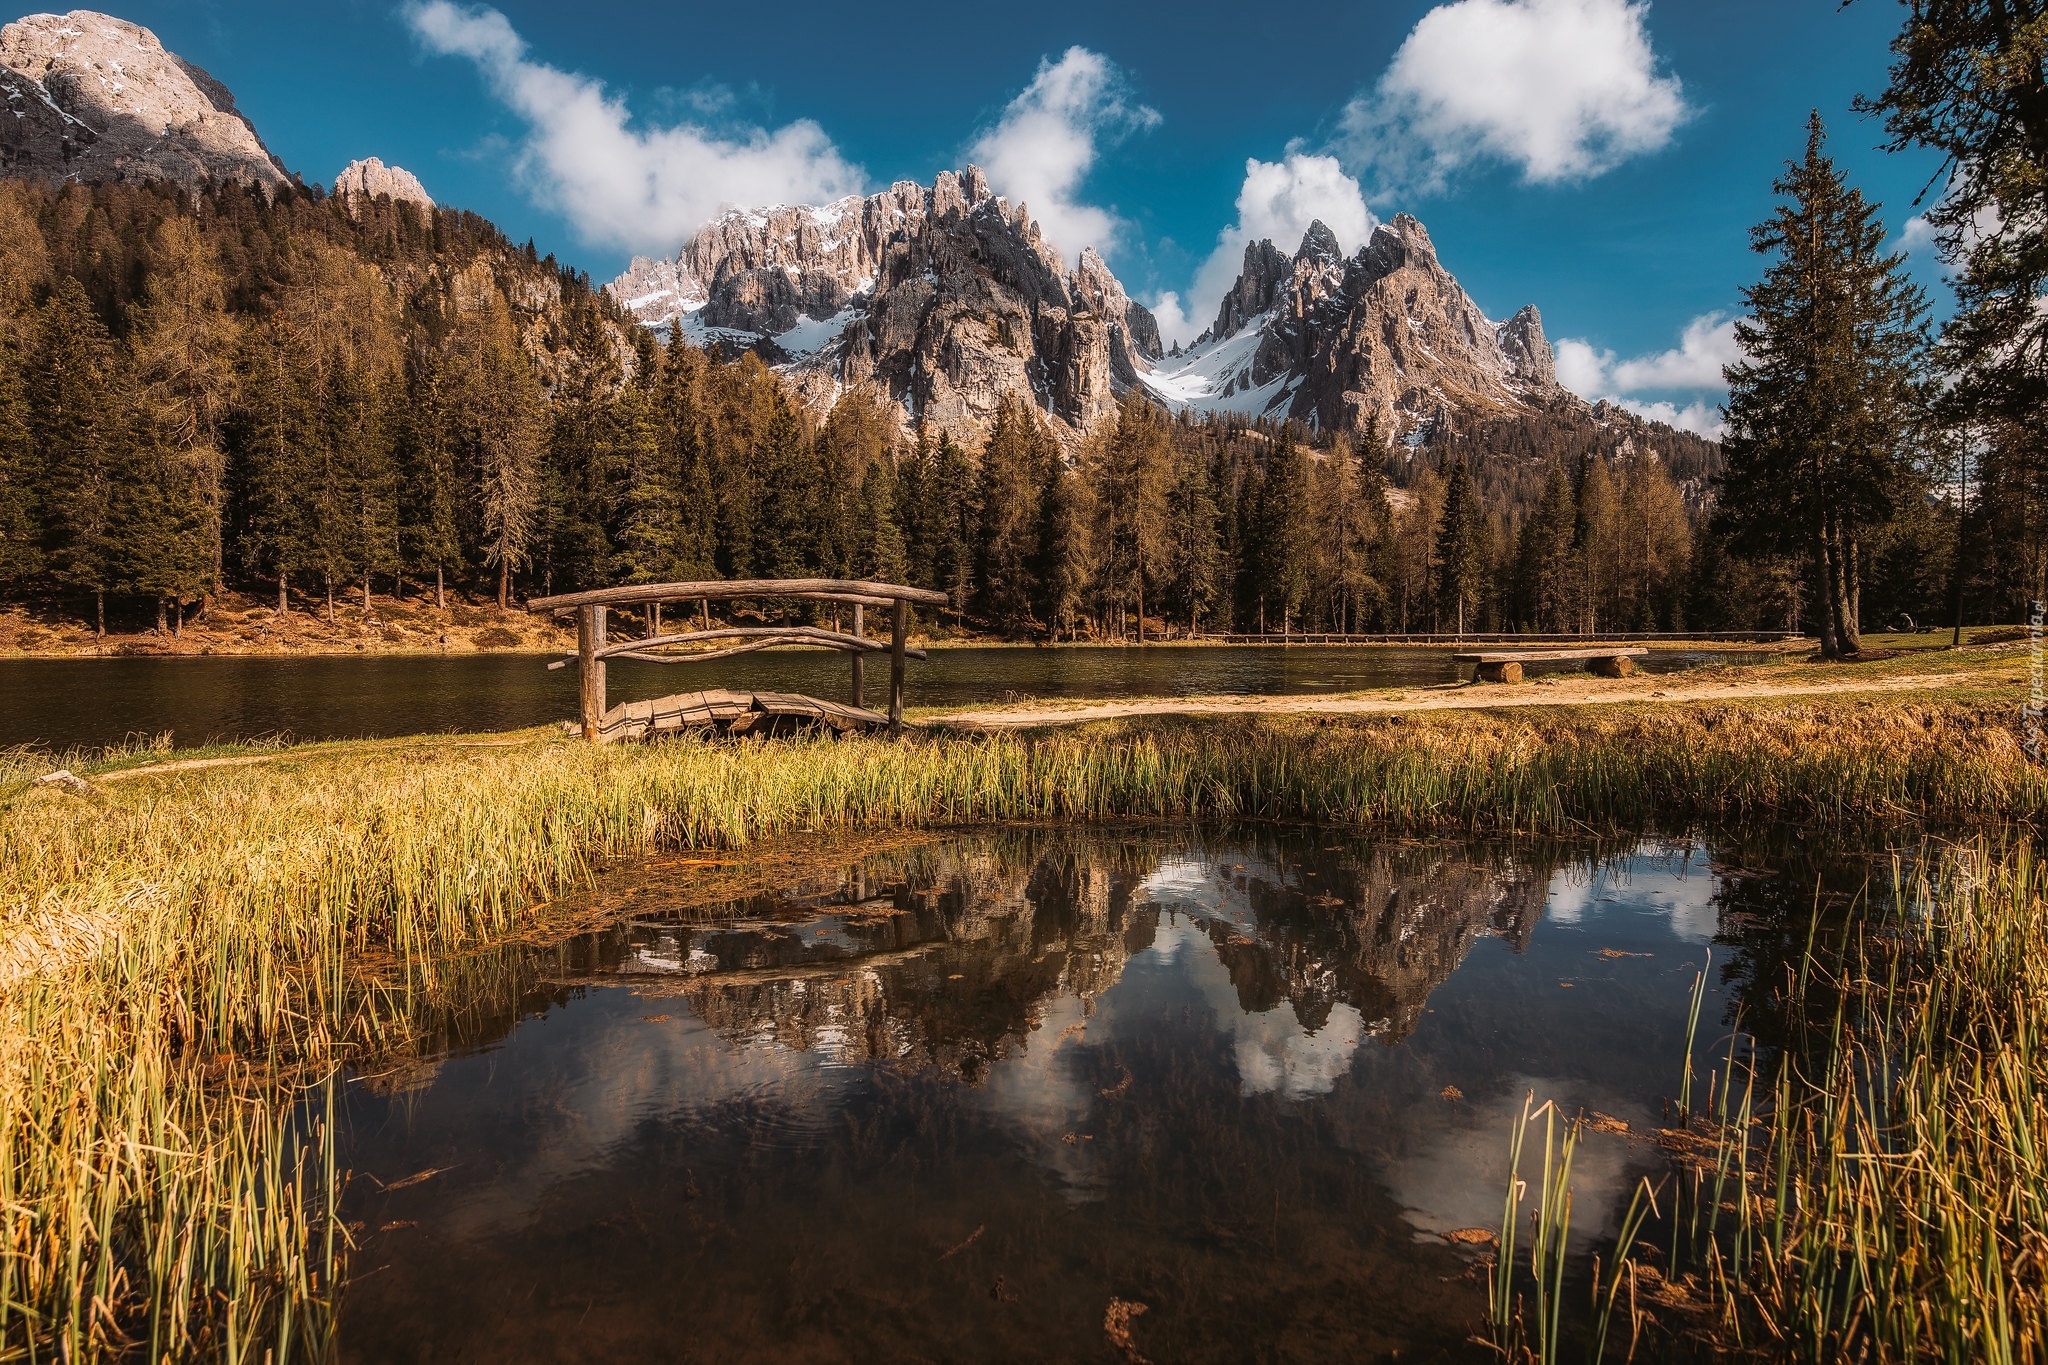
[970,47,1159,267]
[1339,0,1688,193]
[1557,312,1741,439]
[1166,152,1377,347]
[405,1,864,254]
[1147,291,1195,351]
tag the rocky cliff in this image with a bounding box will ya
[334,156,432,216]
[608,166,1164,447]
[1140,214,1566,442]
[0,9,290,190]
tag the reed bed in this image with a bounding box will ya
[1491,837,2048,1361]
[0,697,2036,1358]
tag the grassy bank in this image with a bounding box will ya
[0,693,2038,1358]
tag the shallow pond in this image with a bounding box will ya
[334,826,1854,1362]
[0,645,1766,751]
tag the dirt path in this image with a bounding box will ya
[930,666,2010,730]
[94,735,540,784]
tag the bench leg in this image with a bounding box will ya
[1475,661,1523,684]
[1589,655,1637,678]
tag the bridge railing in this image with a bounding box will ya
[527,579,951,741]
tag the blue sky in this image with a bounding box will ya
[102,0,1946,434]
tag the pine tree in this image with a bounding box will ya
[1717,114,1929,657]
[32,278,131,634]
[447,298,545,609]
[977,395,1054,633]
[1040,456,1098,640]
[1163,434,1222,635]
[1434,458,1488,635]
[235,319,319,612]
[1092,394,1172,640]
[1515,460,1578,631]
[1574,455,1619,634]
[397,345,462,607]
[0,337,41,588]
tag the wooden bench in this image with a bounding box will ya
[1451,647,1650,684]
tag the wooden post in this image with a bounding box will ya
[578,604,607,742]
[850,602,865,709]
[889,600,907,733]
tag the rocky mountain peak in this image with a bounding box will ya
[1297,220,1343,267]
[607,166,1164,448]
[0,9,289,190]
[1141,209,1568,440]
[334,157,432,216]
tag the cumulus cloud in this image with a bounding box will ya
[1339,0,1688,193]
[1161,152,1377,348]
[969,47,1159,267]
[1556,312,1742,438]
[405,1,864,254]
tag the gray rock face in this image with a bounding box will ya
[334,157,432,215]
[0,10,289,190]
[1143,212,1569,441]
[607,166,1164,448]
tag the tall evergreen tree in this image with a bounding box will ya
[1717,114,1929,656]
[977,395,1054,633]
[32,278,130,634]
[1092,394,1172,640]
[1434,458,1488,635]
[1515,459,1578,632]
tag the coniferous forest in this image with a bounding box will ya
[0,171,2022,644]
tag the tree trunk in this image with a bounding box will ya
[363,574,372,616]
[279,572,288,615]
[325,574,334,623]
[1135,574,1145,645]
[95,590,104,638]
[1814,539,1841,659]
[498,560,510,611]
[435,565,445,611]
[156,597,167,634]
[172,601,182,639]
[1843,535,1861,654]
[650,601,662,638]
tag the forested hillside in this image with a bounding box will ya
[0,179,1958,643]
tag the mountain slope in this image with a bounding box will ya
[0,9,289,190]
[609,166,1163,446]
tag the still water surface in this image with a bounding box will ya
[0,645,1760,751]
[336,827,1839,1362]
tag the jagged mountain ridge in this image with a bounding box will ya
[611,165,1165,446]
[1138,215,1562,442]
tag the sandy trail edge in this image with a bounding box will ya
[931,668,2007,730]
[92,737,536,784]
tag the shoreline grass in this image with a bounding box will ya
[0,693,2037,1358]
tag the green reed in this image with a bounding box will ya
[1524,838,2047,1361]
[0,698,2035,1358]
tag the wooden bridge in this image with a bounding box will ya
[527,579,951,742]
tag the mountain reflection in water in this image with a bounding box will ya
[339,830,1769,1363]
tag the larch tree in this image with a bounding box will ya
[1717,114,1929,657]
[129,216,239,594]
[448,297,546,610]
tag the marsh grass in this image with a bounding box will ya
[0,698,2037,1358]
[1504,838,2048,1361]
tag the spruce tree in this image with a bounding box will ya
[1434,458,1488,635]
[32,278,130,634]
[1515,460,1578,632]
[977,395,1053,633]
[0,338,41,588]
[1717,114,1929,657]
[1093,394,1172,640]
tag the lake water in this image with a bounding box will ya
[334,826,1856,1362]
[0,645,1764,751]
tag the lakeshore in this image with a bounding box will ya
[0,647,2038,1359]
